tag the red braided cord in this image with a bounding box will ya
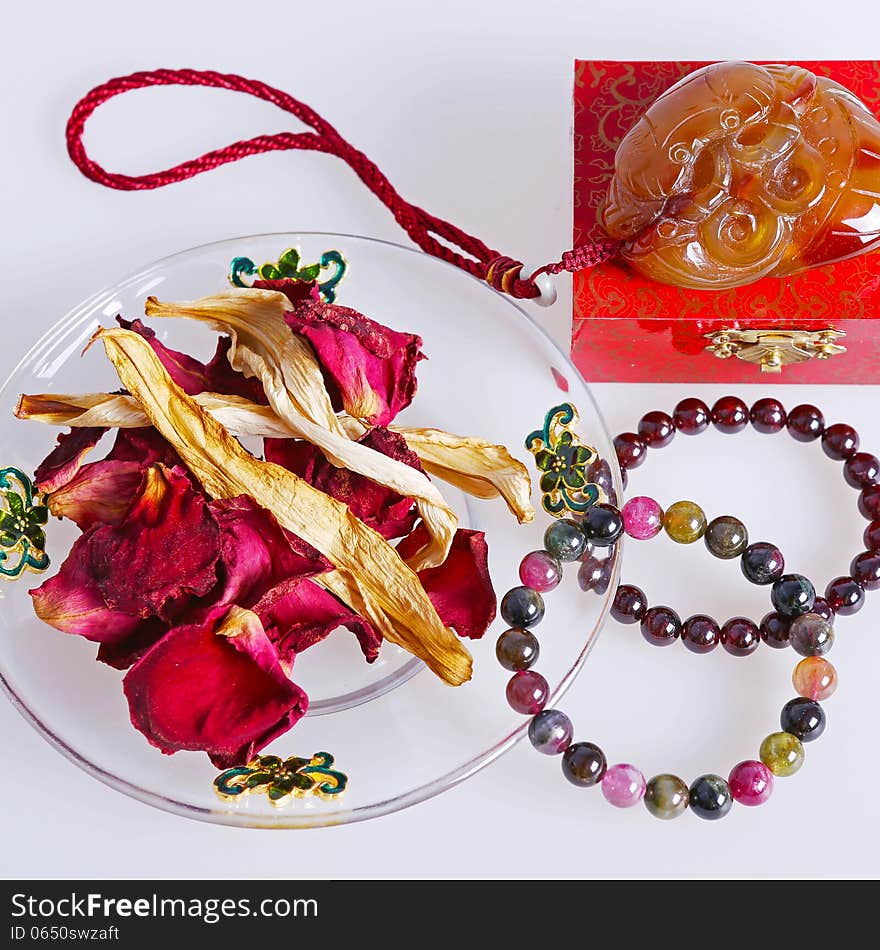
[66,69,618,299]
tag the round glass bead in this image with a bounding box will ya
[781,697,826,742]
[844,452,880,489]
[663,500,707,544]
[585,458,617,506]
[859,486,880,521]
[822,423,859,460]
[577,554,614,595]
[771,574,816,618]
[543,519,587,562]
[728,760,773,806]
[506,670,549,715]
[673,398,710,435]
[825,575,865,616]
[851,550,880,590]
[601,763,647,808]
[644,774,689,820]
[561,741,607,787]
[682,614,720,654]
[721,617,760,656]
[689,774,733,821]
[611,584,647,624]
[711,395,749,433]
[787,404,825,442]
[865,520,880,553]
[704,515,748,559]
[500,586,545,628]
[614,432,647,471]
[760,731,805,777]
[528,709,573,755]
[638,410,675,448]
[793,656,838,702]
[622,496,664,540]
[750,397,787,433]
[788,612,834,657]
[741,542,785,585]
[582,503,624,547]
[495,628,540,671]
[518,550,562,592]
[640,605,681,646]
[759,611,791,649]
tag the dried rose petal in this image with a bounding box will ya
[285,299,424,425]
[105,426,184,469]
[123,605,307,767]
[265,427,420,540]
[204,337,269,404]
[210,495,329,606]
[96,617,168,670]
[252,278,315,306]
[118,317,210,395]
[30,528,143,642]
[87,465,220,622]
[34,427,106,493]
[254,576,382,663]
[47,459,144,530]
[397,524,496,639]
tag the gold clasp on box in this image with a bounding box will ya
[705,328,846,374]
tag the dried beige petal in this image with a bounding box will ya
[17,393,535,522]
[144,291,455,571]
[94,327,472,686]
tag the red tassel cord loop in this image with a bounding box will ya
[65,69,619,301]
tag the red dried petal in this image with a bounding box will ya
[34,427,107,493]
[210,495,330,607]
[117,317,210,395]
[96,617,168,670]
[265,426,420,540]
[30,528,143,642]
[253,278,316,306]
[204,336,268,404]
[47,459,144,530]
[397,524,496,639]
[123,606,307,767]
[87,465,220,622]
[254,577,382,663]
[284,299,424,425]
[105,426,185,469]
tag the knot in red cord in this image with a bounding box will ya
[485,256,539,299]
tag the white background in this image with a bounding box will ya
[2,0,879,879]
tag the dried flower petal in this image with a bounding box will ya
[118,317,210,395]
[265,427,420,540]
[86,465,220,622]
[210,495,329,607]
[34,427,106,493]
[254,576,382,662]
[47,459,143,529]
[144,291,456,570]
[123,605,308,767]
[285,298,423,425]
[18,392,534,523]
[397,524,496,639]
[30,528,144,642]
[96,327,472,685]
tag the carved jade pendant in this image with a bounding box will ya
[601,61,880,289]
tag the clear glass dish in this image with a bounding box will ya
[0,232,620,828]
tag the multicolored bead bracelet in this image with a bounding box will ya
[604,397,880,655]
[500,511,835,820]
[503,398,863,820]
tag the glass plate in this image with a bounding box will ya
[0,233,620,828]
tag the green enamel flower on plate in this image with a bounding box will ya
[0,468,50,579]
[534,431,593,494]
[214,752,347,807]
[526,403,603,517]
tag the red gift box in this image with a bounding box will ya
[572,60,880,383]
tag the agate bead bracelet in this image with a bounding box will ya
[607,397,880,655]
[498,514,837,820]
